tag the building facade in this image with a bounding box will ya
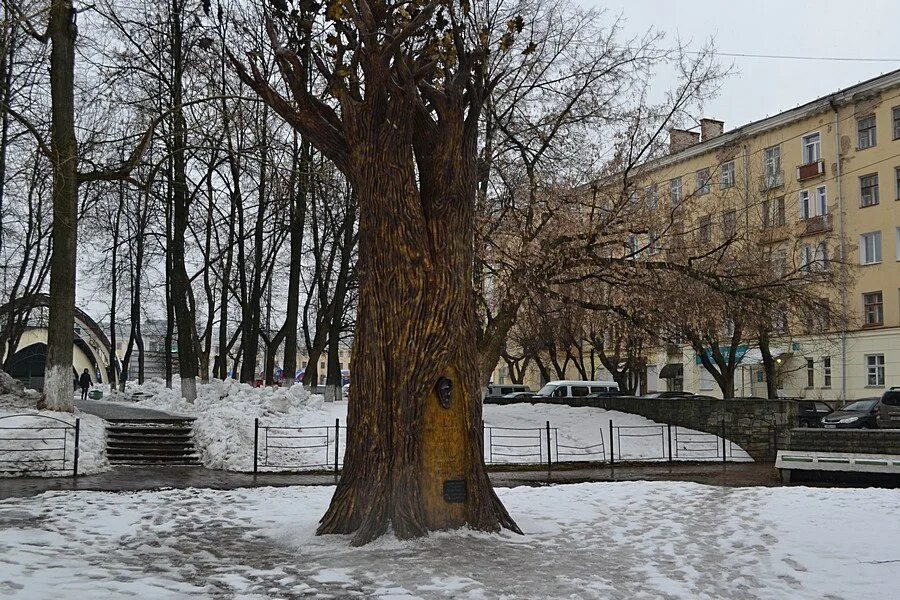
[492,70,900,401]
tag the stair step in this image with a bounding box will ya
[108,440,194,448]
[106,418,196,424]
[107,427,193,435]
[108,453,201,461]
[110,459,202,466]
[107,447,197,456]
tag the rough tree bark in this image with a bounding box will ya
[42,0,79,411]
[231,15,520,544]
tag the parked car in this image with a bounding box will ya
[585,390,630,399]
[485,384,530,399]
[640,391,695,399]
[534,380,620,400]
[797,400,833,427]
[877,387,900,429]
[821,398,880,429]
[503,391,537,400]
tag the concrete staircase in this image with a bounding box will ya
[105,418,202,466]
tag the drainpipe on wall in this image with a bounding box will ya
[829,97,847,401]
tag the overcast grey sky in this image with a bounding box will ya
[590,0,900,131]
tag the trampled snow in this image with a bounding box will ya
[0,481,896,598]
[99,379,750,471]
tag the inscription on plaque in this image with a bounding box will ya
[442,479,467,503]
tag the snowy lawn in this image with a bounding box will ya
[0,481,895,599]
[104,380,750,471]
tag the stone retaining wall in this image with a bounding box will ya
[788,428,900,455]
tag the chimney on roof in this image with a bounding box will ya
[700,118,725,142]
[669,128,700,154]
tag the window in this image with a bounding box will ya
[762,196,786,228]
[815,186,827,216]
[698,215,711,244]
[696,168,711,195]
[648,231,660,255]
[720,161,735,189]
[896,167,900,200]
[802,132,821,164]
[863,291,883,326]
[814,241,828,271]
[645,184,658,210]
[894,107,900,140]
[857,115,876,149]
[570,386,589,397]
[897,227,900,261]
[866,354,885,387]
[670,178,682,205]
[320,362,325,370]
[628,189,639,206]
[860,231,882,264]
[723,209,737,239]
[806,358,814,388]
[764,146,781,187]
[799,189,811,220]
[801,244,813,273]
[860,174,879,207]
[822,357,832,388]
[699,367,715,391]
[626,234,638,258]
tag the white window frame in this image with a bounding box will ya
[863,291,884,326]
[802,132,821,164]
[801,244,813,272]
[822,356,832,388]
[696,168,711,195]
[815,186,827,216]
[670,178,682,205]
[896,227,900,262]
[799,189,811,220]
[866,354,885,387]
[860,231,882,265]
[645,184,658,210]
[815,241,828,271]
[764,146,781,185]
[720,161,735,189]
[805,358,815,388]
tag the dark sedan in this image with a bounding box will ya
[821,399,880,429]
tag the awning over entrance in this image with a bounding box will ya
[738,348,790,366]
[659,363,683,379]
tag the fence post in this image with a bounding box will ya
[73,418,80,478]
[609,420,614,465]
[721,420,727,464]
[545,421,552,474]
[667,422,673,463]
[253,418,259,474]
[334,418,340,474]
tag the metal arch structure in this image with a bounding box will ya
[0,293,120,381]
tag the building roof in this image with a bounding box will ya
[640,67,900,173]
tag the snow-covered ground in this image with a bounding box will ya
[98,380,749,471]
[0,481,896,599]
[0,372,108,477]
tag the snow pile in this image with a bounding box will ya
[126,379,326,471]
[0,371,108,477]
[1,482,897,598]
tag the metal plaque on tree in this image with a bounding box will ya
[443,479,467,503]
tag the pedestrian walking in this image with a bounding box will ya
[78,368,92,402]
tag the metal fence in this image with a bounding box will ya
[253,418,752,472]
[0,414,80,476]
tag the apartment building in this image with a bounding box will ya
[492,69,900,401]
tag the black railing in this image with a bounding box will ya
[0,414,80,476]
[253,417,754,472]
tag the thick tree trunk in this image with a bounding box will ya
[282,137,308,388]
[317,134,518,545]
[759,330,779,399]
[43,0,78,412]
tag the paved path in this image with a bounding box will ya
[75,397,187,420]
[0,462,781,500]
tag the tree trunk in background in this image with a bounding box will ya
[169,0,198,400]
[324,198,355,402]
[759,329,779,399]
[43,0,79,412]
[281,136,309,388]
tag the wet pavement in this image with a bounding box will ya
[0,462,780,500]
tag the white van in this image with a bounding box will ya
[536,380,620,399]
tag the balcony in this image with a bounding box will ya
[795,213,833,237]
[796,159,826,182]
[758,224,790,244]
[758,170,784,191]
